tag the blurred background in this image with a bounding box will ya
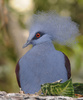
[0,0,83,93]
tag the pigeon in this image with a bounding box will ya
[15,11,79,94]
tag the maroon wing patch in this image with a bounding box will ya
[63,53,71,79]
[15,61,21,87]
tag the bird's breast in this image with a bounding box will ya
[19,44,68,93]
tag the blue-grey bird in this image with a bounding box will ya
[15,11,79,94]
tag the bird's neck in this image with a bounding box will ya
[32,40,55,51]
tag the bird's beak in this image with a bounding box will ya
[22,40,31,48]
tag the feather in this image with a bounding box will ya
[15,61,21,87]
[29,11,79,45]
[63,53,71,79]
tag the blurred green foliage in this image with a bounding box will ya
[0,0,83,93]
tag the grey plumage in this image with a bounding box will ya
[16,11,79,94]
[19,41,67,93]
[29,11,79,45]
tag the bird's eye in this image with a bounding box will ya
[36,33,40,38]
[32,32,44,40]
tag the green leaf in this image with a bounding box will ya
[73,83,83,95]
[41,78,74,97]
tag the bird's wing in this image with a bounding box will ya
[15,61,21,87]
[63,53,71,79]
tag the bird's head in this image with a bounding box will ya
[23,31,51,48]
[23,11,79,48]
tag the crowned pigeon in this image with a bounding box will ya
[15,11,79,94]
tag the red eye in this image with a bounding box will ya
[36,33,40,38]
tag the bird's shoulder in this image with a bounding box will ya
[53,50,71,79]
[15,61,21,87]
[63,53,71,79]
